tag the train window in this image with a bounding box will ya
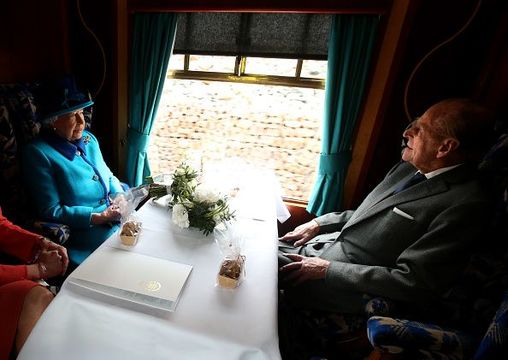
[148,12,332,202]
[148,54,327,202]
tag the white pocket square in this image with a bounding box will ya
[392,207,415,220]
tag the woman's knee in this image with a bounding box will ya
[24,286,54,311]
[15,286,54,352]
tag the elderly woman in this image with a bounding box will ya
[0,208,68,359]
[22,78,124,266]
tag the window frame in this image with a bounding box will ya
[169,54,325,90]
[154,53,327,202]
[117,0,416,208]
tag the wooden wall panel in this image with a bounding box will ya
[356,0,508,207]
[67,0,119,174]
[128,0,390,14]
[0,0,69,83]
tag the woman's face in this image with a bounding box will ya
[53,109,85,141]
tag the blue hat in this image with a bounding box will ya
[35,76,94,121]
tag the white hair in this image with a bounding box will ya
[41,115,58,128]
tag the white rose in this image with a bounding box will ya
[172,203,189,228]
[178,198,192,209]
[213,213,222,224]
[194,185,221,203]
[175,167,186,176]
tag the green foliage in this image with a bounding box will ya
[169,163,198,206]
[167,163,235,236]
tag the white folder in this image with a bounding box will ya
[68,246,192,312]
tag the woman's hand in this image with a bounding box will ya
[27,250,65,280]
[278,220,320,247]
[40,237,69,275]
[37,250,65,279]
[91,205,122,225]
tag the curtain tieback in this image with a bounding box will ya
[127,128,150,152]
[318,151,352,174]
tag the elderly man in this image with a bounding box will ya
[279,98,495,314]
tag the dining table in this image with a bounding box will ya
[18,171,287,360]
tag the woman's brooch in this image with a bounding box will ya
[83,135,91,145]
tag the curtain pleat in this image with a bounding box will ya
[125,13,178,186]
[307,15,379,215]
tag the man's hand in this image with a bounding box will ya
[279,220,320,247]
[279,254,330,285]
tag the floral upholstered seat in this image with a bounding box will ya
[0,82,70,244]
[367,292,508,359]
[280,293,397,359]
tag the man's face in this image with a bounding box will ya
[401,111,444,173]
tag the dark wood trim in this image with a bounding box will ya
[169,70,326,90]
[343,0,420,208]
[473,2,508,113]
[0,0,70,82]
[128,0,391,14]
[59,0,71,74]
[282,198,309,208]
[114,0,129,180]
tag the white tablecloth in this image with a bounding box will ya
[18,187,281,360]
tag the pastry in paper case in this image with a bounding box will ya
[120,220,142,246]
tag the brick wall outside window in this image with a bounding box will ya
[148,57,326,202]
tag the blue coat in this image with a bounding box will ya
[22,130,124,265]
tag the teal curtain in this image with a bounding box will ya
[307,15,379,215]
[125,13,178,186]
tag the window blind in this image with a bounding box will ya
[173,13,332,60]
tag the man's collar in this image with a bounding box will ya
[422,164,463,179]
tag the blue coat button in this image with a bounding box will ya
[92,175,99,181]
[99,199,106,205]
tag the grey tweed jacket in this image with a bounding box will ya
[280,161,493,313]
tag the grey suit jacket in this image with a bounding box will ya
[282,161,493,313]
